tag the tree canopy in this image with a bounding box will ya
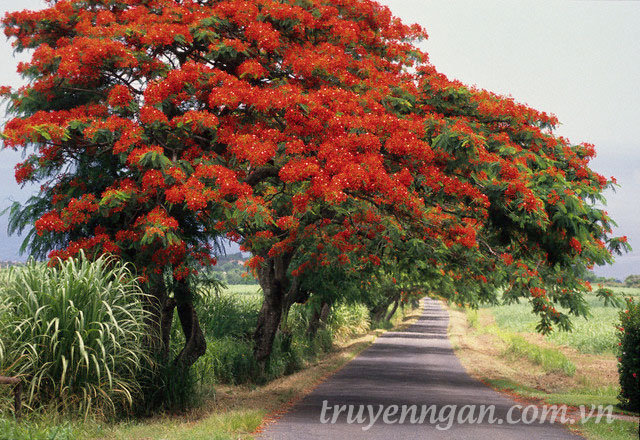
[2,0,628,366]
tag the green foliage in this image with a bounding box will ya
[198,337,258,385]
[137,353,201,415]
[197,293,262,340]
[193,295,370,385]
[596,287,624,308]
[0,418,78,440]
[617,297,640,412]
[466,308,479,329]
[267,331,306,378]
[327,303,371,342]
[371,319,394,330]
[311,329,334,354]
[0,254,154,416]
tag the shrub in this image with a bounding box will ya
[199,337,258,384]
[0,254,154,416]
[197,293,261,339]
[139,355,201,413]
[617,297,640,411]
[313,328,334,354]
[466,309,479,329]
[192,299,372,385]
[328,302,370,342]
[270,331,306,377]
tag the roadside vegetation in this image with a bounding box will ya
[448,287,640,440]
[0,258,422,440]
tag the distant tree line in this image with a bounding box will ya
[583,271,640,288]
[210,253,258,285]
[0,261,25,269]
[623,275,640,288]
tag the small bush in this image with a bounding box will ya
[0,255,154,416]
[328,303,370,341]
[199,337,258,384]
[197,293,261,339]
[271,331,306,377]
[617,297,640,411]
[466,309,479,329]
[137,354,202,414]
[312,329,333,354]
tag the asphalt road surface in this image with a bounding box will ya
[259,297,583,439]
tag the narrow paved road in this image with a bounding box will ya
[259,298,583,439]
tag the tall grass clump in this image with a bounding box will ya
[0,254,154,417]
[504,334,576,376]
[328,302,370,342]
[198,337,258,384]
[197,293,261,339]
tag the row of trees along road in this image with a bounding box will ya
[1,0,628,376]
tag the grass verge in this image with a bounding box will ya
[0,302,422,440]
[447,305,639,440]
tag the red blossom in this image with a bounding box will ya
[108,84,133,107]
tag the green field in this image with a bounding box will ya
[455,287,640,440]
[485,287,640,354]
[220,284,262,296]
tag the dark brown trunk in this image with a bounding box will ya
[142,276,176,360]
[253,253,292,365]
[307,300,331,337]
[0,376,21,418]
[14,381,21,418]
[173,280,206,369]
[307,306,321,337]
[161,297,176,360]
[253,276,284,364]
[280,277,311,332]
[386,297,400,322]
[371,301,391,322]
[320,301,331,322]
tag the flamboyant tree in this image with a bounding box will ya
[1,0,437,367]
[2,0,627,369]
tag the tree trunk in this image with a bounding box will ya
[161,297,176,360]
[141,275,177,361]
[173,280,206,369]
[386,297,400,322]
[253,253,292,365]
[371,301,391,323]
[280,277,310,332]
[307,300,331,337]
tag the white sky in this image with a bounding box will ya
[0,0,638,278]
